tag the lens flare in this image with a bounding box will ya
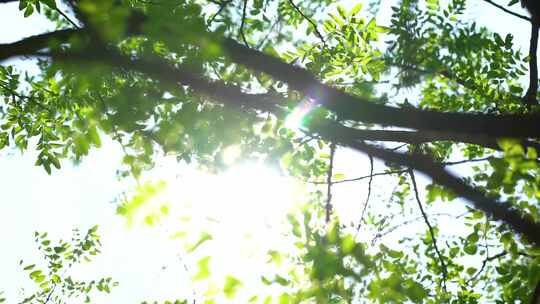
[284,99,315,131]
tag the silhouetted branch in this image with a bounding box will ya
[54,6,80,28]
[5,29,540,246]
[222,38,540,139]
[0,29,79,62]
[524,21,539,106]
[305,169,407,185]
[532,278,540,304]
[356,155,374,234]
[371,212,470,244]
[481,0,531,22]
[240,0,250,47]
[467,251,507,284]
[442,157,493,166]
[287,0,326,48]
[5,29,540,139]
[325,143,336,223]
[409,169,448,293]
[314,128,540,246]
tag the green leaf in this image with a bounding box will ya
[23,6,34,17]
[41,0,57,8]
[466,267,478,276]
[223,276,242,299]
[337,5,347,19]
[29,270,42,279]
[464,244,478,255]
[350,3,363,16]
[193,256,211,280]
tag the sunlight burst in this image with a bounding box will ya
[284,99,315,131]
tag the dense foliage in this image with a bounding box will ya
[2,0,540,302]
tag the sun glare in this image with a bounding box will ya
[284,99,315,131]
[170,164,296,231]
[133,159,303,297]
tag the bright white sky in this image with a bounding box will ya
[0,0,533,303]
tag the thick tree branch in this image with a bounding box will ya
[314,120,540,153]
[221,38,540,139]
[5,30,540,246]
[0,29,79,62]
[314,132,540,246]
[524,21,540,106]
[4,30,540,140]
[6,31,539,151]
[532,278,540,304]
[70,50,540,246]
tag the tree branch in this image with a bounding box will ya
[325,143,336,223]
[207,0,232,25]
[524,21,539,106]
[6,31,540,246]
[442,157,493,166]
[356,155,374,234]
[532,278,540,304]
[221,38,540,139]
[316,136,540,246]
[372,212,470,245]
[0,29,79,62]
[481,0,531,22]
[239,0,250,47]
[45,48,540,245]
[409,169,448,293]
[314,120,540,154]
[305,169,407,185]
[467,251,507,284]
[287,0,327,47]
[54,6,80,29]
[4,29,540,140]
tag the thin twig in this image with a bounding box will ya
[390,143,408,151]
[371,211,470,244]
[240,0,250,47]
[442,156,493,166]
[287,0,327,48]
[325,143,336,223]
[356,155,374,236]
[481,0,531,22]
[256,15,282,49]
[409,169,448,293]
[207,0,232,26]
[305,169,407,185]
[467,251,507,284]
[55,7,80,28]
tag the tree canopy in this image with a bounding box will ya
[2,0,540,303]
